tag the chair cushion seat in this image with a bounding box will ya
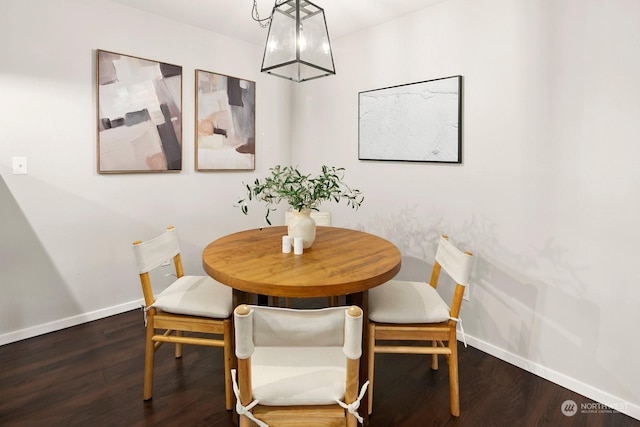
[252,347,346,406]
[369,280,450,323]
[152,275,232,318]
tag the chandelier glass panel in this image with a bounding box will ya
[260,0,335,82]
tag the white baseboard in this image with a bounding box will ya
[0,299,143,346]
[463,334,640,421]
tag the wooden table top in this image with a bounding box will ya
[202,226,401,298]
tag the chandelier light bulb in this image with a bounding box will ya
[298,25,307,51]
[267,35,279,52]
[322,38,330,55]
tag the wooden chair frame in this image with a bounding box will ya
[133,226,234,410]
[367,235,472,417]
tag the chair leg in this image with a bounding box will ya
[239,415,251,427]
[143,322,156,400]
[367,322,375,415]
[431,340,439,370]
[175,331,183,358]
[448,339,460,417]
[238,358,253,427]
[223,320,234,411]
[346,358,359,427]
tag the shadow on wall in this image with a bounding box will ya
[361,204,469,308]
[0,171,177,345]
[0,174,80,341]
[361,207,604,385]
[361,204,445,261]
[394,255,433,282]
[0,166,231,346]
[461,214,600,365]
[473,247,603,378]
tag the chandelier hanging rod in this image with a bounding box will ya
[251,0,285,28]
[253,0,323,27]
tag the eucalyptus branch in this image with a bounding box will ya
[236,165,364,225]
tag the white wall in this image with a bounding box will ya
[0,0,292,341]
[2,0,639,421]
[292,0,640,420]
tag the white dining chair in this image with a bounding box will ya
[367,234,473,416]
[232,304,367,427]
[132,226,234,409]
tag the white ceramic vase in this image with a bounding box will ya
[287,209,316,249]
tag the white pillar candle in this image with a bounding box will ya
[293,237,304,255]
[282,235,292,253]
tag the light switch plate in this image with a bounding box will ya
[12,157,28,174]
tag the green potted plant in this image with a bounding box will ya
[237,165,364,248]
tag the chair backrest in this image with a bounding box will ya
[132,226,183,306]
[284,210,332,226]
[234,305,363,360]
[234,305,364,424]
[434,235,473,286]
[133,226,181,274]
[430,235,473,318]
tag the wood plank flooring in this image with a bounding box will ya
[0,307,637,427]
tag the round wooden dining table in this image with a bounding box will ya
[202,225,401,300]
[202,225,401,425]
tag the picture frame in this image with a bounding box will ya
[358,75,462,163]
[96,50,183,173]
[195,70,255,171]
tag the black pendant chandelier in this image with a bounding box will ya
[253,0,335,82]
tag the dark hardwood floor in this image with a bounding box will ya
[1,306,637,427]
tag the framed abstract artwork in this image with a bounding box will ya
[195,70,255,171]
[96,49,182,173]
[358,75,462,163]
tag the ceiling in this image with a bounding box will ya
[107,0,445,45]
